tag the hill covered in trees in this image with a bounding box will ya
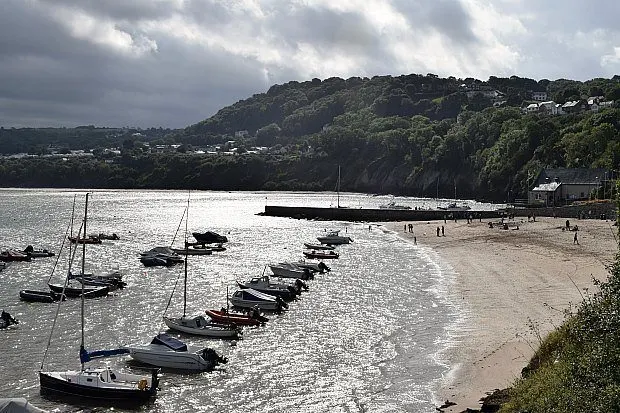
[1,73,620,201]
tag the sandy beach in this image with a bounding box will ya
[389,215,618,412]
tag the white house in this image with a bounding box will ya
[525,103,539,113]
[538,101,560,114]
[528,168,608,206]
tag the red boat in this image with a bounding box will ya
[302,250,339,259]
[205,309,268,326]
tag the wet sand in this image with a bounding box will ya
[389,216,618,412]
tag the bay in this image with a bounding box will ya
[0,189,464,412]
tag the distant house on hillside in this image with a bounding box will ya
[561,100,586,114]
[530,91,548,101]
[528,168,608,206]
[538,101,562,115]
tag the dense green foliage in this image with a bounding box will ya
[1,74,620,201]
[501,202,620,412]
[0,126,177,154]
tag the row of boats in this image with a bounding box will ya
[119,229,348,377]
[2,192,354,410]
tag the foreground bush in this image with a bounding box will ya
[501,255,620,412]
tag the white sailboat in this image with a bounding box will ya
[331,165,347,208]
[39,193,159,408]
[163,196,242,339]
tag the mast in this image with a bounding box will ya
[337,165,341,208]
[183,194,189,317]
[80,193,88,370]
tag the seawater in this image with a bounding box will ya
[0,189,466,412]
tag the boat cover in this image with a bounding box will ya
[79,346,129,363]
[151,333,187,351]
[0,398,48,413]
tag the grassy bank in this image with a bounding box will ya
[498,247,620,412]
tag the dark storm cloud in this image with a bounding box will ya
[1,0,620,128]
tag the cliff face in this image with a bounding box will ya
[337,159,482,199]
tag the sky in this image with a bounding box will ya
[1,0,620,129]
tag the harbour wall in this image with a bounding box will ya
[262,201,616,222]
[262,206,500,222]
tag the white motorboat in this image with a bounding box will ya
[379,200,411,210]
[163,315,241,339]
[316,230,353,245]
[437,202,471,211]
[230,288,287,311]
[123,333,227,371]
[303,242,335,251]
[289,260,331,273]
[269,263,313,280]
[237,275,303,301]
[170,246,213,256]
[140,246,184,267]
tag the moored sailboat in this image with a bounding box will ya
[39,193,159,407]
[163,195,242,340]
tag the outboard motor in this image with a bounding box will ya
[275,296,288,310]
[318,262,331,272]
[295,278,309,291]
[287,285,298,298]
[303,268,314,280]
[202,348,228,364]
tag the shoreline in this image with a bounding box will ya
[388,216,618,412]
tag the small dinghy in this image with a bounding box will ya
[48,283,109,298]
[303,250,339,259]
[0,310,18,329]
[303,242,335,251]
[19,290,65,303]
[0,249,31,262]
[23,245,55,258]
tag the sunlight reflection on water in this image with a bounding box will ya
[0,189,468,412]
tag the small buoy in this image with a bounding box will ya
[230,340,237,347]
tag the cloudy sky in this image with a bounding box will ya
[1,0,619,128]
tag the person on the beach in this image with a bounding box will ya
[414,236,417,244]
[574,232,579,244]
[441,226,445,236]
[437,226,440,237]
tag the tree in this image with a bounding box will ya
[256,123,281,146]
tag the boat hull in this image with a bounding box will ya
[269,265,312,280]
[19,290,64,303]
[126,346,215,371]
[39,370,156,407]
[48,284,109,298]
[205,309,267,326]
[229,297,284,311]
[163,316,241,339]
[316,236,352,245]
[236,283,296,301]
[303,251,339,259]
